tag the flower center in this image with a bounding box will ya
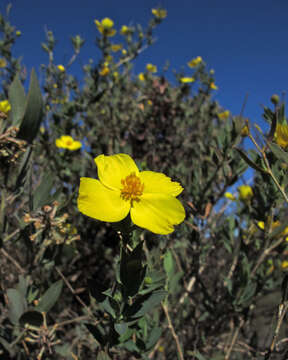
[121,172,144,203]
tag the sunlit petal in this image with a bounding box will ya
[139,171,183,196]
[95,154,139,190]
[77,177,130,222]
[130,193,185,234]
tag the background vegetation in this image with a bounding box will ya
[1,5,288,359]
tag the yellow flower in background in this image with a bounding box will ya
[210,82,218,90]
[99,63,110,76]
[55,135,82,151]
[113,71,119,79]
[94,18,116,37]
[187,56,202,68]
[122,49,127,55]
[120,25,131,35]
[151,8,167,19]
[241,125,249,137]
[0,100,11,114]
[180,77,195,84]
[224,192,236,201]
[257,219,288,240]
[218,110,230,120]
[111,44,123,52]
[0,58,7,68]
[146,63,157,73]
[138,72,145,81]
[77,153,185,234]
[282,261,288,269]
[16,30,21,36]
[238,185,253,201]
[275,123,288,149]
[57,64,65,72]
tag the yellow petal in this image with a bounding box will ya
[139,171,183,196]
[95,154,139,190]
[130,193,185,234]
[68,141,82,150]
[77,177,130,222]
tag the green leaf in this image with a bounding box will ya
[18,69,43,143]
[163,250,174,278]
[114,322,128,336]
[267,141,288,164]
[146,326,162,351]
[234,148,268,174]
[124,290,167,319]
[35,280,63,313]
[7,288,27,324]
[86,324,106,346]
[33,172,55,210]
[19,310,43,328]
[8,73,26,126]
[96,351,111,360]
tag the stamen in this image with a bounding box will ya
[120,172,144,203]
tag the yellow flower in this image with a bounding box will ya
[180,77,195,84]
[122,49,127,55]
[241,125,249,137]
[99,63,110,76]
[257,221,265,230]
[110,44,123,52]
[55,135,82,151]
[275,123,288,149]
[57,64,65,72]
[113,71,119,79]
[120,25,131,35]
[0,100,11,114]
[237,185,253,201]
[218,110,230,120]
[282,261,288,269]
[224,192,236,201]
[187,56,202,68]
[94,18,116,37]
[77,154,185,234]
[16,30,21,36]
[0,58,7,68]
[151,8,167,19]
[210,82,218,90]
[138,72,145,81]
[146,63,157,73]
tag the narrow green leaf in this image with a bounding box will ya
[234,148,268,174]
[267,141,288,164]
[33,172,55,210]
[18,69,43,143]
[114,322,128,336]
[163,250,174,278]
[35,280,63,313]
[86,324,106,346]
[8,73,26,126]
[146,327,162,350]
[124,290,167,319]
[7,288,27,324]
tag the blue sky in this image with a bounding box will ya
[2,0,288,132]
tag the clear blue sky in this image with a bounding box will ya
[1,0,288,131]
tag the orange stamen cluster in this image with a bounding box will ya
[121,172,144,203]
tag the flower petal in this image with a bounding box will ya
[95,154,139,190]
[77,177,130,222]
[130,193,185,234]
[139,171,183,196]
[68,141,82,151]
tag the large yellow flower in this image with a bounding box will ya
[275,123,288,149]
[77,154,185,234]
[55,135,82,151]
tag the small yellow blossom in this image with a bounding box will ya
[57,64,65,72]
[275,123,288,149]
[77,154,185,234]
[257,221,265,230]
[180,77,195,84]
[120,25,131,35]
[94,18,116,37]
[122,49,127,55]
[40,126,45,134]
[224,192,236,201]
[99,63,110,76]
[113,71,119,79]
[0,58,7,68]
[238,185,253,201]
[218,110,230,120]
[53,83,58,89]
[110,44,123,52]
[210,82,218,90]
[151,8,167,19]
[281,261,288,269]
[138,72,145,81]
[187,56,202,68]
[55,135,82,151]
[146,63,157,73]
[241,125,249,137]
[16,30,21,36]
[147,100,152,106]
[0,100,11,114]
